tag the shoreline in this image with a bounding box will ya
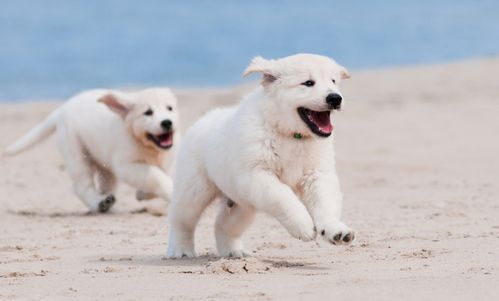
[1,55,498,104]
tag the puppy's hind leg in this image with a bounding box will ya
[215,197,256,258]
[94,167,117,212]
[167,176,217,258]
[57,127,113,213]
[95,167,117,195]
[67,155,114,213]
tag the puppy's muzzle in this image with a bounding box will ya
[326,93,342,110]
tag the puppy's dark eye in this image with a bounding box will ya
[167,105,173,111]
[332,79,336,84]
[144,109,153,116]
[301,80,315,87]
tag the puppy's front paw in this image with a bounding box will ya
[283,214,316,242]
[136,190,157,201]
[319,221,355,245]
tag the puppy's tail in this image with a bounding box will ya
[3,108,61,156]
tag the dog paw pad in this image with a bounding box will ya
[98,195,116,213]
[343,232,354,243]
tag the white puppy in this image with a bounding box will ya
[4,88,179,213]
[167,54,354,258]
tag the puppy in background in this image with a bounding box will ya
[168,54,354,258]
[3,88,179,213]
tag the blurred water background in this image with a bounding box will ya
[1,0,498,101]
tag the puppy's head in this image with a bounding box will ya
[243,54,350,138]
[99,88,179,150]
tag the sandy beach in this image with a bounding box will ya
[1,58,498,300]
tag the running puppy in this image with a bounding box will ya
[4,88,179,213]
[167,54,354,258]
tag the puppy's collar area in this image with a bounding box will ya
[291,132,313,140]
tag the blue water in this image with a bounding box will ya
[1,0,498,101]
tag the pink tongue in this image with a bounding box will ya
[159,133,173,146]
[310,111,333,134]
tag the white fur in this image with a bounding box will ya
[4,88,179,213]
[167,54,354,258]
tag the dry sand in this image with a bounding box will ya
[1,58,498,300]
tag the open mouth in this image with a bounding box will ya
[146,131,174,149]
[297,107,333,137]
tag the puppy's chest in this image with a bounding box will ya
[134,148,169,170]
[263,138,315,187]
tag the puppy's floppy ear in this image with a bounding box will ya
[339,66,351,80]
[98,93,131,118]
[243,56,278,86]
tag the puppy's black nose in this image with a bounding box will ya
[161,119,172,130]
[326,93,342,109]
